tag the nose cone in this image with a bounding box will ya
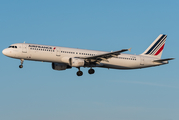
[2,49,8,56]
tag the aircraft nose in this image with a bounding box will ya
[2,49,8,56]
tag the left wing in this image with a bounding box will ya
[80,48,131,64]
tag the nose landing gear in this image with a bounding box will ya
[19,59,24,68]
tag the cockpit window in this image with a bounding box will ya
[8,46,17,48]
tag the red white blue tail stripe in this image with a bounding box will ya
[143,34,167,57]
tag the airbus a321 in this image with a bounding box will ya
[2,34,174,76]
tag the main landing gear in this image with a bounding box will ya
[19,59,24,68]
[76,67,95,76]
[77,67,83,76]
[88,68,95,74]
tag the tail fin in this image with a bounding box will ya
[141,34,167,59]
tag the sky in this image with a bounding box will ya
[0,0,179,120]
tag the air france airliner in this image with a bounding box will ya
[2,34,174,76]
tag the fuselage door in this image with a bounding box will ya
[140,57,144,65]
[56,47,61,56]
[22,44,27,53]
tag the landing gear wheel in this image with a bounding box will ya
[19,59,24,69]
[19,65,23,68]
[77,71,83,76]
[88,69,95,74]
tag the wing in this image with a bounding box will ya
[80,48,131,64]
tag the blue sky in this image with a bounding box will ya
[0,0,178,120]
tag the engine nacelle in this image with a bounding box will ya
[52,62,71,71]
[69,58,85,67]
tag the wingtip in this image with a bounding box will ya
[128,48,132,52]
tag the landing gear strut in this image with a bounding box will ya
[76,67,83,76]
[88,68,95,74]
[19,59,24,68]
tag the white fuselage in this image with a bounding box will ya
[2,43,165,70]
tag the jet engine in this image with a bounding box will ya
[52,62,71,71]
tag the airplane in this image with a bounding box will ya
[2,34,174,76]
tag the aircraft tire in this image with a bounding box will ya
[19,65,23,68]
[88,69,95,74]
[77,71,83,76]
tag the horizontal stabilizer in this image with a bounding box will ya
[153,58,175,63]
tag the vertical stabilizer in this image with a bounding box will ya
[141,34,167,59]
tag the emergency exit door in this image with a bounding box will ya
[56,47,61,56]
[22,44,27,53]
[140,57,144,65]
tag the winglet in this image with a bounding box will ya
[128,48,132,52]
